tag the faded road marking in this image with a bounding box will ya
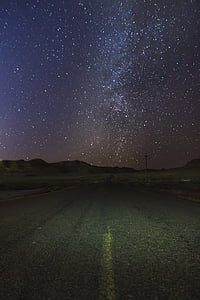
[99,226,115,300]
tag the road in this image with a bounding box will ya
[0,183,199,299]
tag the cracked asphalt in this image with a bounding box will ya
[0,183,199,299]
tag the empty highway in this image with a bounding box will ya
[0,183,199,299]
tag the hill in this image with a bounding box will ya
[183,159,200,169]
[0,158,199,177]
[0,159,136,176]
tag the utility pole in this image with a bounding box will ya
[145,153,148,184]
[145,153,148,170]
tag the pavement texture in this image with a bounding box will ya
[0,183,199,300]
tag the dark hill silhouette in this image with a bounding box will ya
[183,159,200,169]
[0,158,199,176]
[0,159,136,176]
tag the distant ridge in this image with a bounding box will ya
[0,159,136,176]
[183,159,200,169]
[0,158,199,176]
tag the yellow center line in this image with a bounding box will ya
[99,226,115,300]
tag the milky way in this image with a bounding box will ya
[0,0,199,168]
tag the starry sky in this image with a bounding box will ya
[0,0,199,169]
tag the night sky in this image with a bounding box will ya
[0,0,199,169]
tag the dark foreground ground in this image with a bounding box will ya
[0,183,199,299]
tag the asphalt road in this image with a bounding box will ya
[0,183,199,300]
